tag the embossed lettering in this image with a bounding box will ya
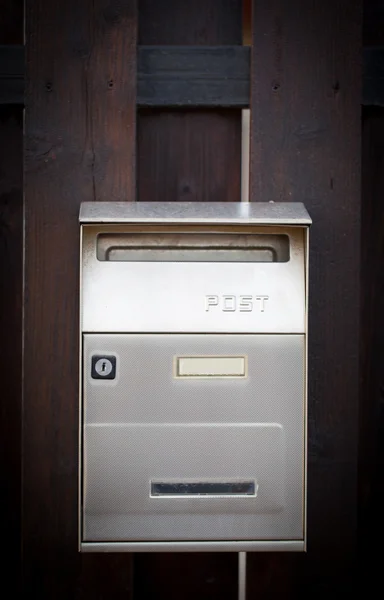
[205,295,219,311]
[239,295,253,312]
[222,295,236,312]
[205,295,269,312]
[255,296,269,312]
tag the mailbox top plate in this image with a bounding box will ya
[79,202,311,226]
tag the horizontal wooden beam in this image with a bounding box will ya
[138,46,250,107]
[0,45,24,104]
[363,46,384,106]
[1,44,383,107]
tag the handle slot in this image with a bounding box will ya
[97,232,289,262]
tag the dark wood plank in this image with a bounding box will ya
[0,104,23,593]
[363,47,384,106]
[23,1,137,597]
[138,108,241,202]
[135,1,242,598]
[249,0,361,595]
[0,76,23,104]
[0,45,24,104]
[134,552,239,600]
[138,0,244,208]
[0,1,23,44]
[358,4,384,588]
[3,43,384,107]
[0,0,23,591]
[0,44,24,75]
[138,1,242,208]
[364,0,384,46]
[139,0,242,46]
[138,46,250,107]
[359,106,384,589]
[138,45,382,107]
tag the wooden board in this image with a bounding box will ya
[137,0,243,206]
[0,45,24,104]
[359,5,384,590]
[3,44,384,107]
[364,0,384,46]
[0,0,23,590]
[0,1,23,44]
[249,0,361,594]
[23,1,137,597]
[0,105,23,592]
[359,106,384,591]
[137,46,250,108]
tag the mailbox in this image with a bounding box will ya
[79,201,311,552]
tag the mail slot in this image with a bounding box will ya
[79,201,311,552]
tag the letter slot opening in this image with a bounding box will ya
[97,233,290,262]
[151,481,257,497]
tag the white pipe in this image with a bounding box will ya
[238,551,247,600]
[241,109,250,203]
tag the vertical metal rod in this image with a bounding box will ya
[238,551,247,600]
[241,109,250,203]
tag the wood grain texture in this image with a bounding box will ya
[0,0,23,590]
[0,0,23,44]
[137,0,242,205]
[134,552,239,600]
[359,1,384,587]
[137,46,250,108]
[359,107,384,590]
[0,105,23,592]
[23,1,137,597]
[249,0,361,595]
[4,43,384,108]
[0,45,24,104]
[364,0,384,46]
[139,0,242,46]
[363,47,384,107]
[138,108,241,202]
[135,1,242,598]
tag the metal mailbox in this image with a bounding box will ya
[79,201,311,552]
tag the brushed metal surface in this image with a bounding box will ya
[81,225,305,333]
[79,202,310,552]
[81,540,305,552]
[97,231,290,262]
[79,201,312,225]
[82,333,305,542]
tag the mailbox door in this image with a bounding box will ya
[82,333,305,544]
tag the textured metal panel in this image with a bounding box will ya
[96,231,290,262]
[82,333,305,544]
[79,202,310,551]
[79,201,312,225]
[81,225,305,333]
[81,540,305,552]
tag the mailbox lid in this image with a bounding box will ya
[79,201,311,225]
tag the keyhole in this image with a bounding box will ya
[93,356,115,379]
